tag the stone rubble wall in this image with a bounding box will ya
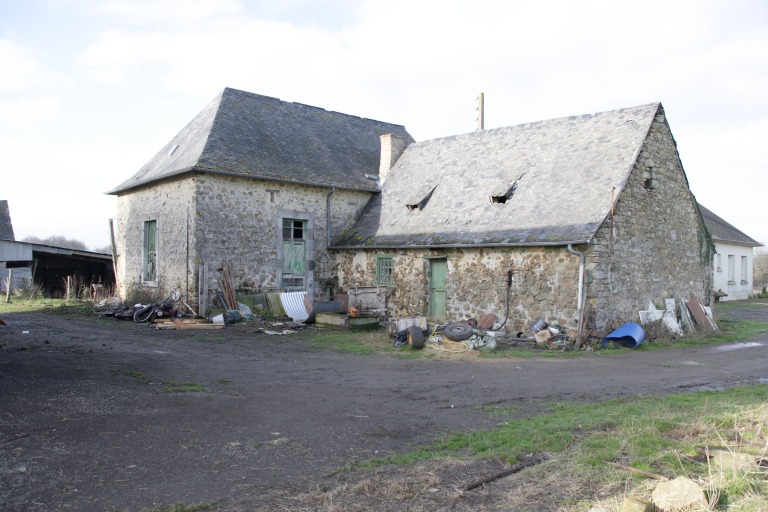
[114,178,197,300]
[116,174,373,307]
[193,174,371,304]
[586,112,713,333]
[334,246,582,334]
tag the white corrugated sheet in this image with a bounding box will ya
[280,291,309,322]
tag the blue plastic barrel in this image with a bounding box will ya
[602,322,646,348]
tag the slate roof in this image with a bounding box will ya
[698,204,762,247]
[108,88,413,194]
[0,200,14,241]
[333,103,663,248]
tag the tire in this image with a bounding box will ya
[407,326,425,349]
[443,322,474,341]
[133,304,155,323]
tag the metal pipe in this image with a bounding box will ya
[567,244,586,342]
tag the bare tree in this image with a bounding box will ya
[91,244,113,255]
[22,235,89,251]
[754,247,768,292]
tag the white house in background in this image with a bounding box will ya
[699,204,763,301]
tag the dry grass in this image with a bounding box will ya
[238,402,767,512]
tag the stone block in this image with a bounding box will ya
[651,476,707,512]
[621,496,653,512]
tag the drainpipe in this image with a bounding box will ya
[567,244,586,345]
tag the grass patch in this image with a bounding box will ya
[0,298,106,318]
[305,330,392,355]
[161,380,209,393]
[474,403,521,417]
[361,384,768,479]
[124,370,149,382]
[0,298,66,313]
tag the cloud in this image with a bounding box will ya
[83,0,242,27]
[0,39,54,92]
[0,96,60,131]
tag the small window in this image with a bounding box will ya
[716,253,722,272]
[376,255,394,285]
[727,255,735,285]
[283,219,306,241]
[741,256,748,284]
[143,220,157,283]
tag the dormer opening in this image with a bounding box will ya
[406,186,437,211]
[491,173,526,204]
[491,183,518,204]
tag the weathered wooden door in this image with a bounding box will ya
[429,258,447,321]
[282,219,306,290]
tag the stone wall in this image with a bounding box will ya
[586,111,713,333]
[335,246,582,334]
[192,174,372,303]
[116,174,373,307]
[114,177,197,300]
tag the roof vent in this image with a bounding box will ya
[406,186,437,211]
[167,144,179,157]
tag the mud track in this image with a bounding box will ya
[1,305,767,511]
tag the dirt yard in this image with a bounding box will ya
[1,304,767,511]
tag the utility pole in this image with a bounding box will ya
[476,92,485,131]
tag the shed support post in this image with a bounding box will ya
[5,268,12,303]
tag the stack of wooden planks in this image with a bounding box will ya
[151,318,224,330]
[218,259,238,310]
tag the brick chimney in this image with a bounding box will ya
[379,133,410,184]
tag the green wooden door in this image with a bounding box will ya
[429,258,447,321]
[281,218,307,290]
[282,241,306,290]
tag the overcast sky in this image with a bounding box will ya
[2,0,766,251]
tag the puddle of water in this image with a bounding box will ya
[710,341,763,352]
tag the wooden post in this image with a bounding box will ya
[198,262,208,318]
[66,275,72,302]
[5,268,12,303]
[108,219,119,294]
[477,92,485,131]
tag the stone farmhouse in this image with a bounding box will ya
[108,88,413,305]
[110,89,713,337]
[698,204,762,301]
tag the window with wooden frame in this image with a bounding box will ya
[143,220,157,283]
[376,255,394,286]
